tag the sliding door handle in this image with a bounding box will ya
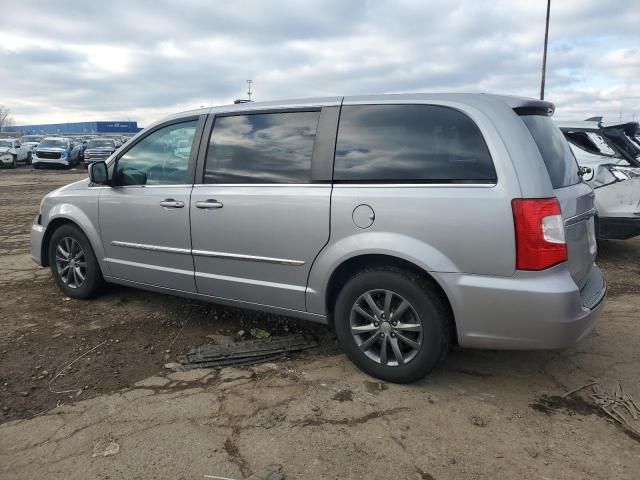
[195,199,223,209]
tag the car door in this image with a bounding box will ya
[190,106,338,311]
[99,116,205,292]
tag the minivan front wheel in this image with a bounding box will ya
[334,267,451,383]
[49,224,103,299]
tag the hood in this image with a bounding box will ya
[37,147,67,152]
[46,177,91,199]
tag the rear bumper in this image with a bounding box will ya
[598,216,640,240]
[437,264,606,350]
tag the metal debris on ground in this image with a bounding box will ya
[178,334,317,369]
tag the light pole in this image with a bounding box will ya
[246,80,253,101]
[540,0,551,100]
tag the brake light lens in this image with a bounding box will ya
[512,198,567,270]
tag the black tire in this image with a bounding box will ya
[334,267,452,383]
[48,224,103,299]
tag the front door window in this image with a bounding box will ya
[115,121,197,186]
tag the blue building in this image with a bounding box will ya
[8,121,141,135]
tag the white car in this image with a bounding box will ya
[558,120,640,240]
[0,137,31,168]
[19,135,43,156]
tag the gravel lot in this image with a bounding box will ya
[1,167,640,479]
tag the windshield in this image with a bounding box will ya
[519,114,581,188]
[38,139,67,148]
[0,139,13,148]
[21,136,42,143]
[88,140,115,148]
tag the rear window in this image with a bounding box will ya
[333,105,496,183]
[564,132,615,157]
[520,115,580,189]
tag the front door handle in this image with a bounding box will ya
[160,199,185,208]
[195,199,223,209]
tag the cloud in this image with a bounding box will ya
[1,0,638,126]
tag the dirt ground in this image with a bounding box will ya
[1,167,640,479]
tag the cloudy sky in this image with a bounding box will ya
[1,0,639,127]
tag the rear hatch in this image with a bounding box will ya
[602,124,640,167]
[519,113,597,289]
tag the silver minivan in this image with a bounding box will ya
[30,94,606,383]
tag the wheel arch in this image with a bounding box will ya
[41,210,107,275]
[323,253,457,343]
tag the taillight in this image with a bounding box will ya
[512,198,567,271]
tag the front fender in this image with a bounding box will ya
[44,203,110,276]
[305,232,458,315]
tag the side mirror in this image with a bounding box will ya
[89,161,109,184]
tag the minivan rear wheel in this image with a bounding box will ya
[334,267,451,383]
[49,224,103,299]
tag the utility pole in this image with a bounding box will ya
[540,0,551,100]
[246,80,253,101]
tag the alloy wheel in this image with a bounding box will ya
[55,237,87,288]
[350,289,423,366]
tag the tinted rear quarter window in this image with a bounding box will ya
[333,104,496,183]
[519,115,580,188]
[204,111,320,184]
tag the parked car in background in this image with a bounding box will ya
[83,138,117,165]
[31,94,606,383]
[20,135,44,157]
[559,120,640,240]
[32,137,77,169]
[103,135,123,148]
[0,137,31,167]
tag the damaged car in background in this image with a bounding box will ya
[0,137,31,168]
[559,120,640,240]
[20,135,43,157]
